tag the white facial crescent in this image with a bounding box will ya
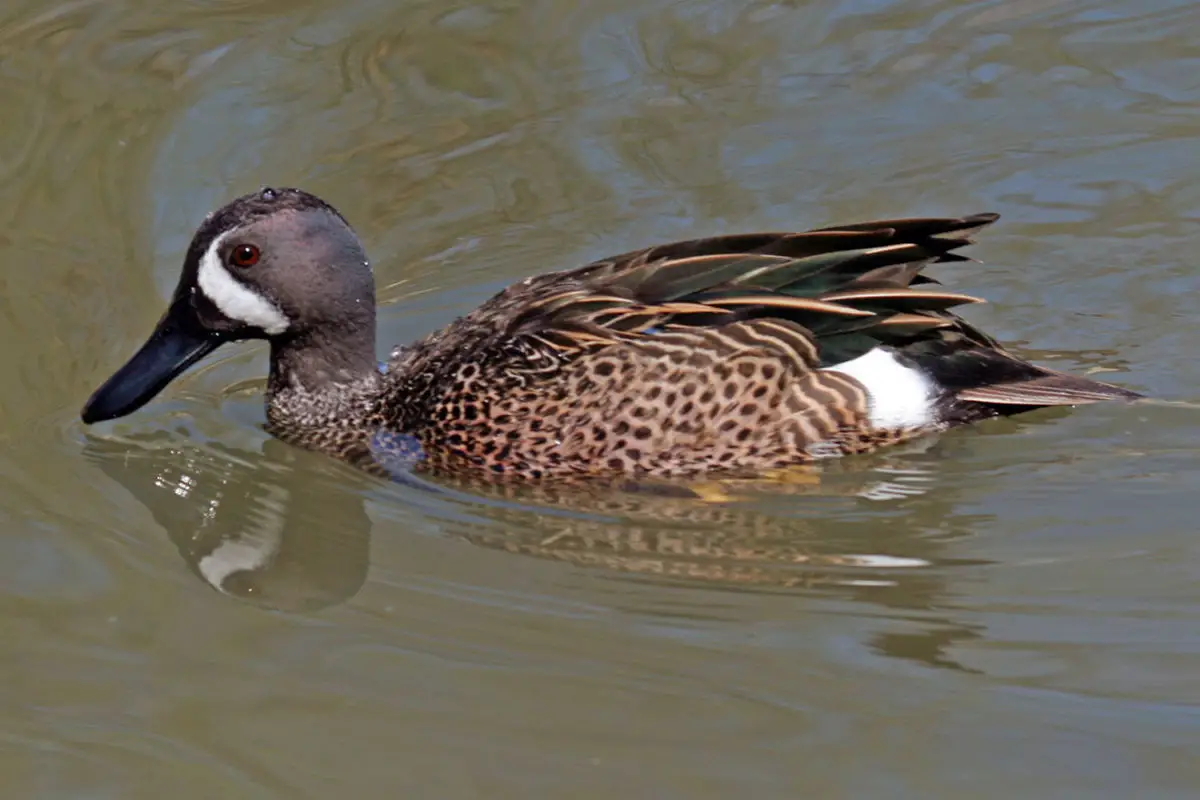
[196,231,290,334]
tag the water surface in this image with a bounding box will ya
[3,0,1200,796]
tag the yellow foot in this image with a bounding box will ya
[688,481,737,504]
[686,466,822,503]
[759,466,822,486]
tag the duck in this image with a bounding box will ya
[81,187,1141,482]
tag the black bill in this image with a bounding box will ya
[81,299,224,424]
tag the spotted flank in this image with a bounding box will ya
[80,188,1142,483]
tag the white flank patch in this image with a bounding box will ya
[197,232,290,334]
[823,347,935,429]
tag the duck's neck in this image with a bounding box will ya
[266,319,381,418]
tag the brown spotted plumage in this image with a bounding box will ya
[81,188,1142,483]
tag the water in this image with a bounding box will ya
[4,0,1200,796]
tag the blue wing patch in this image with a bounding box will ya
[368,429,427,482]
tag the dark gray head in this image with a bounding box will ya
[82,187,376,423]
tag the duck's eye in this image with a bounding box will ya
[230,244,260,268]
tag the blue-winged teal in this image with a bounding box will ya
[81,187,1140,481]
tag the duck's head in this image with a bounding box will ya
[81,187,376,424]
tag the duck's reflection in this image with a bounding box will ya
[83,433,374,612]
[83,421,1015,673]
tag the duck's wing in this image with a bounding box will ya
[509,214,997,354]
[501,212,1138,411]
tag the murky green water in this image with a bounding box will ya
[4,0,1200,796]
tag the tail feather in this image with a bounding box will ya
[899,337,1142,416]
[813,212,1000,239]
[956,371,1142,406]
